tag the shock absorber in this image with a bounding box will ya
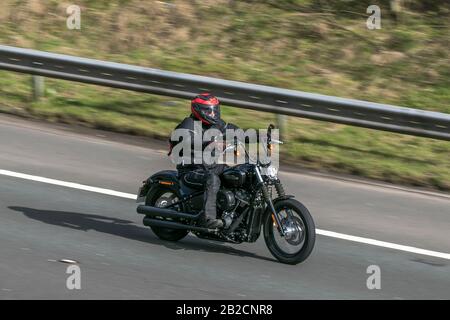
[274,179,285,197]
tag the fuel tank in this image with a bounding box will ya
[221,164,253,188]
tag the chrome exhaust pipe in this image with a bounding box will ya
[137,205,202,221]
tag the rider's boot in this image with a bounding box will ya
[205,216,224,229]
[199,210,224,229]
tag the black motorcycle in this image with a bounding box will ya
[136,124,315,264]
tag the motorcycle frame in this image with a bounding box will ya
[138,124,289,241]
[140,163,290,243]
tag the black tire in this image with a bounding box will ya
[263,199,315,265]
[145,188,188,242]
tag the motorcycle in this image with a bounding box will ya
[136,124,315,264]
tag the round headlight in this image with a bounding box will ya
[266,165,278,179]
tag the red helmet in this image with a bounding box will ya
[191,93,221,125]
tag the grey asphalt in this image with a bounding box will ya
[0,114,449,299]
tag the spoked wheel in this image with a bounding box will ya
[146,189,188,242]
[263,199,315,265]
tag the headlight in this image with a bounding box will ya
[266,165,278,179]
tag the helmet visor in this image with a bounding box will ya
[199,104,220,123]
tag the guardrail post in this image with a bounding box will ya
[32,75,44,101]
[276,114,287,140]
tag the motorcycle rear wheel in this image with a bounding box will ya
[146,189,189,242]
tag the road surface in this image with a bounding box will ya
[0,114,449,299]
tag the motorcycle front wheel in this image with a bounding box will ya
[263,198,315,265]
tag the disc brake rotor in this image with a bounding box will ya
[282,215,305,246]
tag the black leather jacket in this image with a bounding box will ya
[169,115,239,170]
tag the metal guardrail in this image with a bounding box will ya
[0,45,449,140]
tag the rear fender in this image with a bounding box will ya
[136,170,180,203]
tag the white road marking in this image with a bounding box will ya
[1,169,449,261]
[316,230,450,260]
[0,169,136,200]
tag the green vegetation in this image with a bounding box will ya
[0,0,449,190]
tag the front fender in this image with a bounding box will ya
[248,195,296,243]
[262,194,295,218]
[272,194,295,202]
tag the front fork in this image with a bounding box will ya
[255,166,286,237]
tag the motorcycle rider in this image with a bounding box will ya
[168,93,239,229]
